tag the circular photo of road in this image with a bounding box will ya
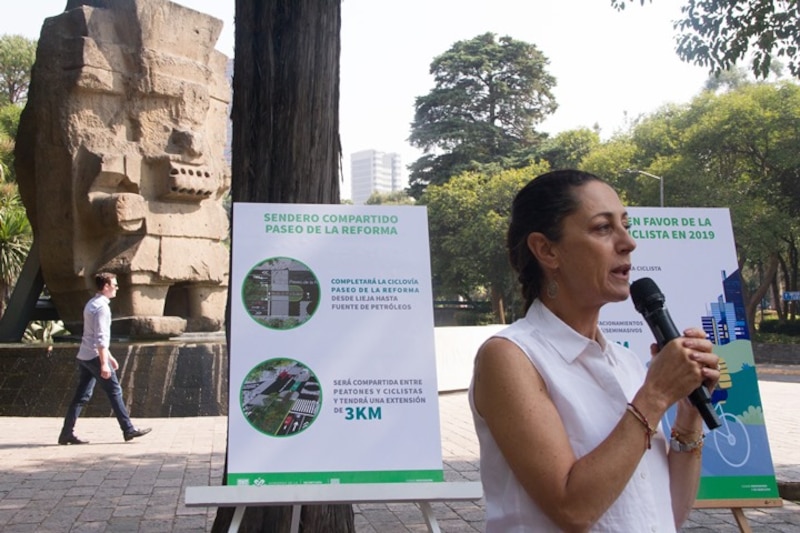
[240,358,322,437]
[242,257,320,330]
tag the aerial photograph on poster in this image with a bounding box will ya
[240,358,322,437]
[242,257,320,330]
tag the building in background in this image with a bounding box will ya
[350,150,405,204]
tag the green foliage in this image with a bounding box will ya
[414,75,800,329]
[364,190,415,205]
[257,317,301,329]
[0,103,21,182]
[674,83,800,260]
[536,128,600,170]
[0,205,30,284]
[0,103,21,138]
[610,1,800,79]
[23,320,66,344]
[0,34,37,105]
[753,329,800,344]
[577,136,640,204]
[0,130,11,183]
[704,66,757,92]
[0,182,32,317]
[758,319,800,336]
[675,0,800,79]
[738,405,764,425]
[584,80,800,330]
[0,184,30,277]
[408,33,557,197]
[420,161,550,322]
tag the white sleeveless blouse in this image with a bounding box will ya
[469,299,676,532]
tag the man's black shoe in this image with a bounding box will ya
[123,427,152,442]
[58,435,89,445]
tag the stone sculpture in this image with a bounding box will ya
[16,0,231,338]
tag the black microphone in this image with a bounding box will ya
[630,277,721,430]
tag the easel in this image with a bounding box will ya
[694,498,783,533]
[185,481,483,533]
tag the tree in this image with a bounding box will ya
[0,35,36,105]
[420,162,550,324]
[211,1,352,532]
[408,32,557,197]
[587,80,800,331]
[611,1,800,79]
[364,190,415,205]
[673,82,800,328]
[578,136,641,203]
[704,66,756,92]
[536,128,601,170]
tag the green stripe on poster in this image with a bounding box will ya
[697,475,780,500]
[227,469,445,486]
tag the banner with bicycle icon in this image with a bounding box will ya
[600,207,781,506]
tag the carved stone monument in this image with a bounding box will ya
[16,0,231,338]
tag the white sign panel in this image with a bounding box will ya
[227,203,444,485]
[601,207,780,502]
[602,207,737,353]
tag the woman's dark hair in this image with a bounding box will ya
[507,169,605,311]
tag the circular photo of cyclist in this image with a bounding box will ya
[240,358,322,437]
[242,257,320,330]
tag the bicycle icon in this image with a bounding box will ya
[710,401,750,467]
[662,400,750,468]
[662,382,751,469]
[707,357,751,467]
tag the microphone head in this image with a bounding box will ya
[630,277,666,315]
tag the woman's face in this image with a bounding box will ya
[548,181,636,308]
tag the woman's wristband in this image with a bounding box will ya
[670,427,704,455]
[626,402,657,450]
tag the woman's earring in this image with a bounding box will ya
[546,280,558,299]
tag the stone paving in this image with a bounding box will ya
[0,374,798,532]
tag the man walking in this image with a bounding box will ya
[58,273,151,444]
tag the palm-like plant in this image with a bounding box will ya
[0,103,21,183]
[0,183,32,318]
[0,129,12,182]
[24,319,66,344]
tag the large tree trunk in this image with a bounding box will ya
[213,1,351,531]
[777,250,789,321]
[745,253,779,337]
[231,0,341,203]
[788,236,799,321]
[490,283,505,325]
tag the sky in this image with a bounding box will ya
[0,0,710,199]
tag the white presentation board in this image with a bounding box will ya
[600,207,780,504]
[227,203,443,485]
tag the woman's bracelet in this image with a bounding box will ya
[626,402,657,450]
[670,427,705,455]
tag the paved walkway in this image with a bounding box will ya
[1,374,798,532]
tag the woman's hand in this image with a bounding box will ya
[678,327,720,391]
[639,327,720,417]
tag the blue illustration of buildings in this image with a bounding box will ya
[701,270,751,345]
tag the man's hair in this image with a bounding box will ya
[94,272,117,291]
